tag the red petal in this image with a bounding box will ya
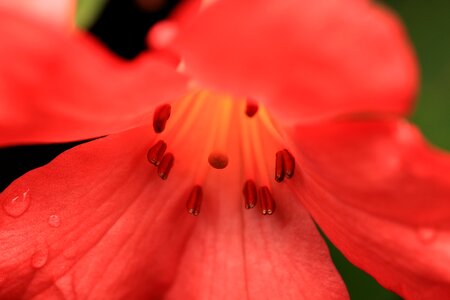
[175,0,417,122]
[0,126,197,298]
[0,10,187,146]
[0,0,75,27]
[0,125,347,298]
[289,119,450,299]
[166,175,348,299]
[147,0,201,50]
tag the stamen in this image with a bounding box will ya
[242,180,257,209]
[147,140,167,166]
[259,186,276,215]
[245,100,259,117]
[157,153,174,180]
[186,185,203,216]
[275,149,296,182]
[275,150,285,182]
[208,152,229,169]
[153,104,172,133]
[283,149,295,178]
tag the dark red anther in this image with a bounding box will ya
[147,140,167,166]
[275,150,285,182]
[153,104,171,133]
[157,153,174,180]
[186,185,203,216]
[245,100,259,117]
[259,186,276,215]
[283,149,295,178]
[243,180,257,209]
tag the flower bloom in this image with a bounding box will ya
[1,0,450,299]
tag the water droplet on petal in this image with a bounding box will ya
[48,215,61,228]
[2,189,31,217]
[417,227,437,244]
[31,247,49,269]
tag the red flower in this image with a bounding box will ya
[1,0,449,299]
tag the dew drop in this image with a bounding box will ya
[31,247,49,269]
[2,189,31,217]
[417,227,437,244]
[48,215,61,228]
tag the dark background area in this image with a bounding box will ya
[1,0,449,299]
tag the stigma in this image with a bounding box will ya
[146,91,298,217]
[208,152,229,169]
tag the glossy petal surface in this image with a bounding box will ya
[0,10,187,146]
[176,0,417,122]
[289,119,450,299]
[0,124,347,299]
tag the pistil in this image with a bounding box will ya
[208,152,229,169]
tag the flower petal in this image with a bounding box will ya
[0,124,347,299]
[0,126,198,299]
[166,175,348,299]
[0,10,187,146]
[175,0,417,122]
[0,0,74,27]
[288,119,450,299]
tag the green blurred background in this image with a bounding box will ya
[77,1,449,299]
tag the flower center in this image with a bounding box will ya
[147,91,296,216]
